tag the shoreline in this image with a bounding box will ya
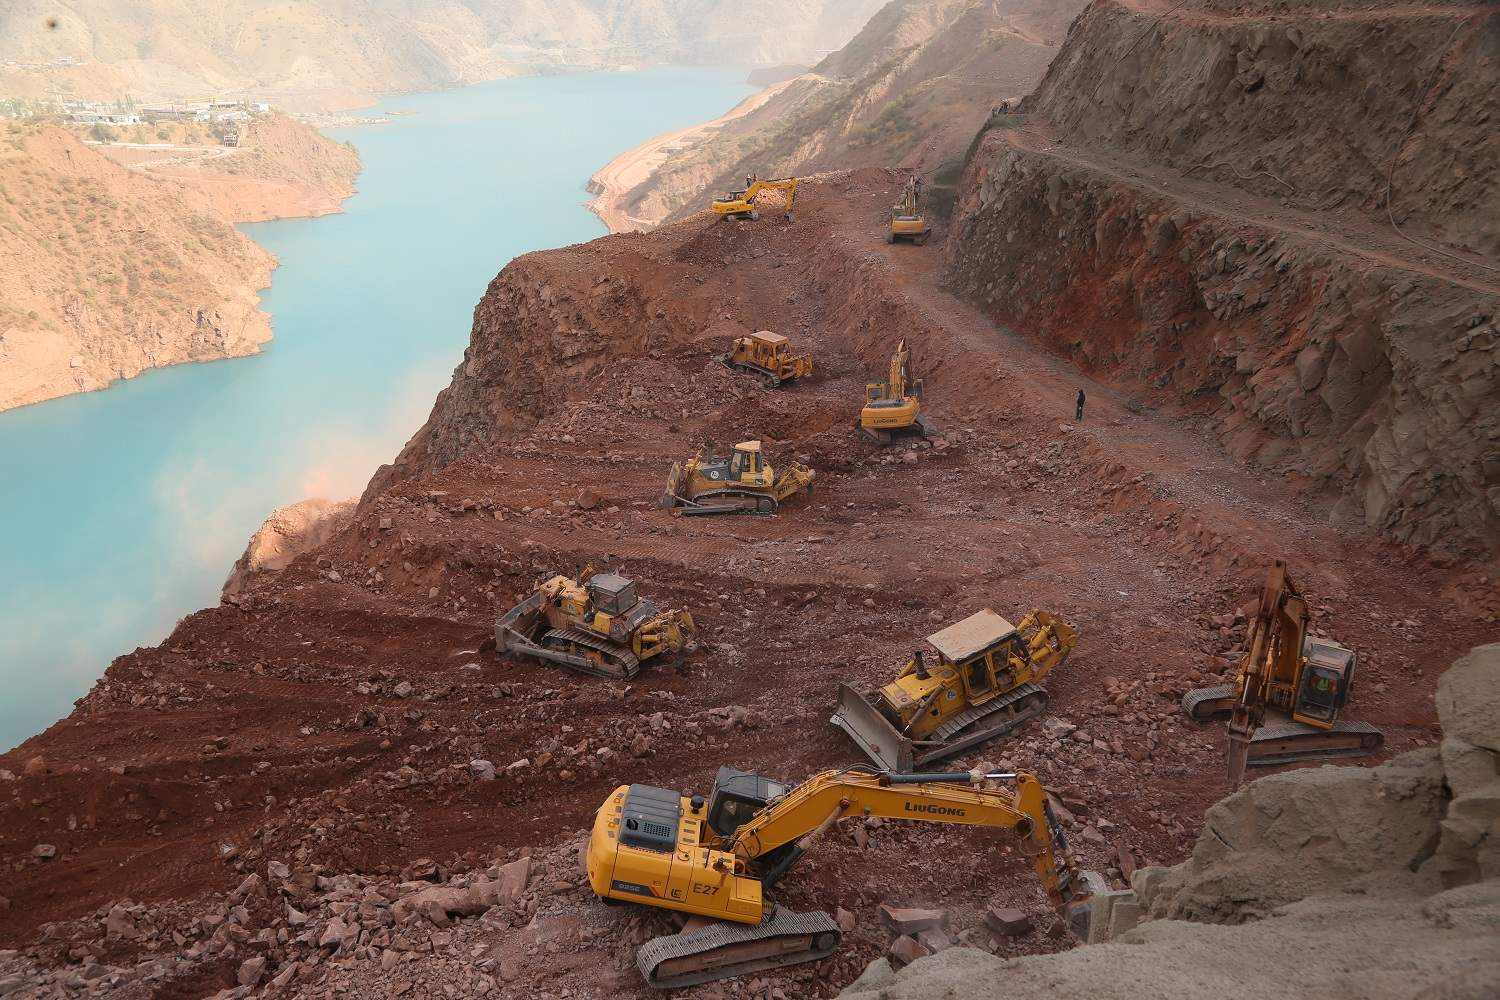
[585,77,800,233]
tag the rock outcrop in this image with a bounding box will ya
[841,643,1500,1000]
[946,0,1500,556]
[222,497,357,598]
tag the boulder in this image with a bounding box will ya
[878,906,949,935]
[983,906,1031,937]
[1430,643,1500,887]
[222,497,356,598]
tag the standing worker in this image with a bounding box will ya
[1075,388,1086,422]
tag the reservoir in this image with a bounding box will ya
[0,68,754,751]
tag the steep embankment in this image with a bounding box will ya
[946,0,1500,556]
[0,0,885,111]
[0,116,360,412]
[840,644,1500,999]
[588,0,1085,231]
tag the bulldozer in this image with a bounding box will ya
[494,567,694,680]
[888,175,931,244]
[719,331,814,388]
[586,765,1096,988]
[661,441,815,516]
[1181,560,1383,784]
[832,608,1078,772]
[713,175,798,222]
[859,338,927,443]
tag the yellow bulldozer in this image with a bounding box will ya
[586,765,1096,988]
[1182,561,1382,784]
[859,338,927,443]
[661,441,815,516]
[719,330,813,388]
[888,175,931,244]
[493,567,694,680]
[832,608,1079,772]
[713,175,797,222]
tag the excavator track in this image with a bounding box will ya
[676,489,779,517]
[636,908,840,990]
[919,682,1049,765]
[538,626,640,680]
[1181,684,1234,721]
[1242,720,1384,767]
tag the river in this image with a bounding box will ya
[0,68,754,751]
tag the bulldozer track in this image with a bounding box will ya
[678,489,780,516]
[636,908,840,989]
[932,681,1048,742]
[540,626,641,680]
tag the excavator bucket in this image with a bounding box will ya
[830,683,914,773]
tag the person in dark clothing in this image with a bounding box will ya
[1075,388,1086,421]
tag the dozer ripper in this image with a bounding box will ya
[859,338,927,443]
[494,567,693,680]
[713,175,797,222]
[586,765,1095,988]
[1181,561,1382,785]
[832,608,1078,772]
[661,441,814,516]
[719,330,813,388]
[888,175,931,244]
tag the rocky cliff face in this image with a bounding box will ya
[593,0,1085,230]
[0,0,886,111]
[840,644,1500,1000]
[945,0,1500,556]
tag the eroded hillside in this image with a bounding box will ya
[588,0,1086,231]
[947,0,1499,555]
[0,116,360,412]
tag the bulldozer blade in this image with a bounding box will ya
[830,683,913,772]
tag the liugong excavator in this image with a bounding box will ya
[713,175,797,222]
[1182,560,1382,784]
[888,175,931,244]
[859,338,927,443]
[587,765,1095,988]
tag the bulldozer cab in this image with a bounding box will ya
[729,441,768,484]
[1294,639,1356,725]
[586,573,639,617]
[928,610,1021,702]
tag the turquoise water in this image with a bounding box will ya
[0,69,754,751]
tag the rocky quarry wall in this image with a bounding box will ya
[945,0,1500,557]
[840,644,1500,999]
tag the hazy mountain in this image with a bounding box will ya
[0,0,887,110]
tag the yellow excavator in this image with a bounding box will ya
[661,441,815,516]
[719,331,814,388]
[832,608,1078,772]
[888,176,930,244]
[713,175,798,222]
[586,765,1095,988]
[859,338,927,443]
[1181,561,1382,784]
[494,567,694,680]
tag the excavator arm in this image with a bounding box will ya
[724,769,1083,911]
[1226,560,1309,783]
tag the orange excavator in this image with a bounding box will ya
[1182,561,1382,784]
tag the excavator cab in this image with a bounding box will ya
[1293,639,1356,725]
[706,767,789,837]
